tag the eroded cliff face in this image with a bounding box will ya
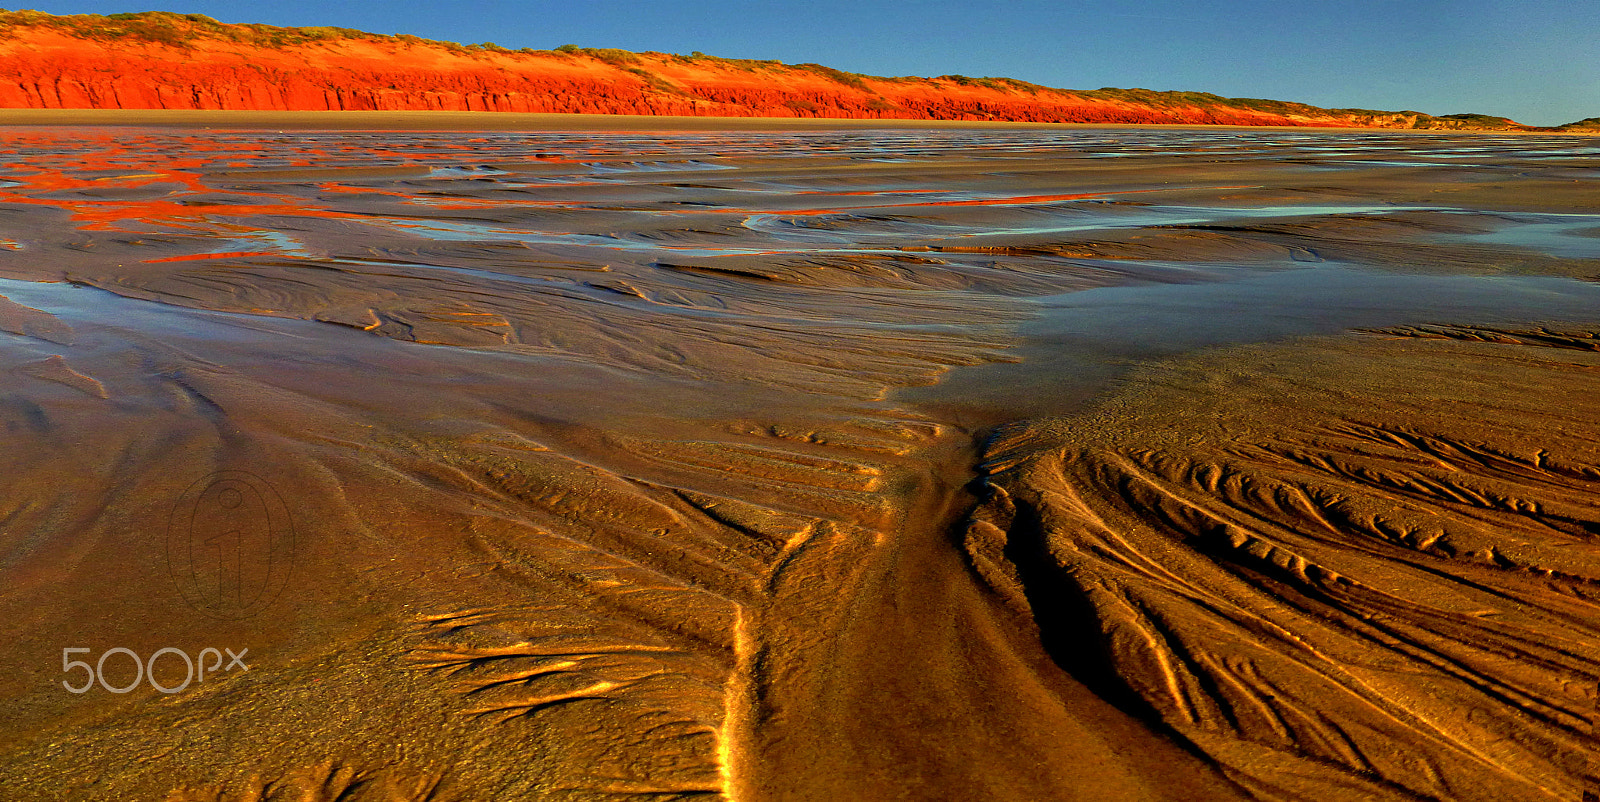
[0,31,1254,122]
[0,12,1542,129]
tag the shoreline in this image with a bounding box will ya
[0,108,1591,134]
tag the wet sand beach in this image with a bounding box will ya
[0,115,1595,800]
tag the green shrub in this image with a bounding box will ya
[795,63,867,91]
[582,47,639,65]
[0,8,407,49]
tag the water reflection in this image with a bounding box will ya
[0,126,1592,335]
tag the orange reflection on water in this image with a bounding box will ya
[0,127,1292,270]
[141,251,283,264]
[0,131,409,237]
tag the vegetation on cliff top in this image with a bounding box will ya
[0,9,546,54]
[0,9,1584,129]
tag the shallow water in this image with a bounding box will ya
[901,264,1600,425]
[1035,264,1600,351]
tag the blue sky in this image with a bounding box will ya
[17,1,1599,125]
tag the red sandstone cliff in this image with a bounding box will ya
[0,11,1565,130]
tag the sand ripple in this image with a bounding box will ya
[969,329,1600,800]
